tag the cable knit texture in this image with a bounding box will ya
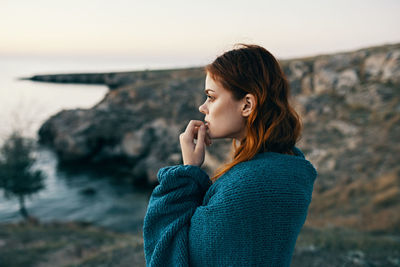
[143,146,317,266]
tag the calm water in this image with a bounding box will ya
[0,55,189,233]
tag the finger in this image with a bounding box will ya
[185,120,205,134]
[184,120,205,139]
[194,126,211,146]
[195,124,206,152]
[194,126,199,139]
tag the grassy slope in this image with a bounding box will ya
[0,221,145,267]
[1,221,399,267]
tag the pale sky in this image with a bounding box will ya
[1,0,399,64]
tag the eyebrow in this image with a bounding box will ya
[204,89,215,94]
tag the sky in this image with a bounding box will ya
[1,0,399,65]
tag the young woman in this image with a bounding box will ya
[143,44,317,266]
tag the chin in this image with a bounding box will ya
[207,129,216,139]
[208,132,231,140]
[207,127,238,140]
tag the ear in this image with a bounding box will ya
[241,93,256,117]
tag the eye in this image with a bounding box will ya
[206,95,214,101]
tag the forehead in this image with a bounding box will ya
[205,73,225,93]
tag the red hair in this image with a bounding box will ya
[205,44,302,182]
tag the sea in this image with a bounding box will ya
[0,54,197,233]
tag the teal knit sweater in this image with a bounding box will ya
[143,146,317,266]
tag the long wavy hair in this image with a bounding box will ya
[206,44,302,182]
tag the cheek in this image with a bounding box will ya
[211,101,235,119]
[211,103,242,128]
[209,103,222,120]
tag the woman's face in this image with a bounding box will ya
[199,73,247,140]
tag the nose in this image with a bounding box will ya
[198,102,207,114]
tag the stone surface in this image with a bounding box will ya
[36,43,400,231]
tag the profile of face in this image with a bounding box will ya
[198,73,255,141]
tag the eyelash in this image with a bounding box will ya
[206,95,214,101]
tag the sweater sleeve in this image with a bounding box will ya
[143,164,212,267]
[143,164,312,267]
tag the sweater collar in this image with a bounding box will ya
[252,146,305,160]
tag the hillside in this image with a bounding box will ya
[35,42,400,232]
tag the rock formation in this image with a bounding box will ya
[38,67,233,186]
[36,43,400,231]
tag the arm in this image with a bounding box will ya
[144,118,313,266]
[143,164,212,267]
[144,163,312,267]
[143,119,212,266]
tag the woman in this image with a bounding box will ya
[143,44,317,266]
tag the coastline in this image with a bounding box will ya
[25,42,400,231]
[20,66,204,90]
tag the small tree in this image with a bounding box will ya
[0,130,46,220]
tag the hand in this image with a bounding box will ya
[179,120,212,167]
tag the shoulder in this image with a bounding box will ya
[231,150,317,185]
[208,152,317,204]
[216,154,297,185]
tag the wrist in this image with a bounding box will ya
[183,162,201,167]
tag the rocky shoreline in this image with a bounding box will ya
[32,42,400,232]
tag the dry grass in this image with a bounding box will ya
[293,226,400,267]
[307,170,400,232]
[0,221,145,267]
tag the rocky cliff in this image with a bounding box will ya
[281,43,400,232]
[37,67,228,186]
[37,43,400,232]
